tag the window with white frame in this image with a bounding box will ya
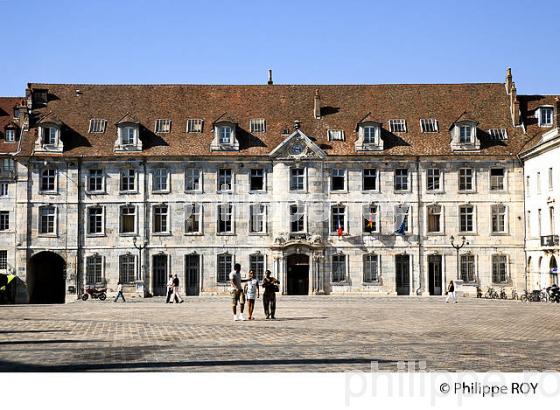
[39,206,56,234]
[1,159,14,174]
[40,169,56,192]
[249,253,265,281]
[86,255,103,285]
[43,127,58,145]
[426,168,441,191]
[0,250,7,270]
[537,172,541,194]
[186,118,204,133]
[332,254,346,282]
[460,254,476,283]
[363,126,378,144]
[217,203,233,233]
[490,168,505,191]
[152,168,169,192]
[0,183,8,197]
[389,119,406,133]
[459,168,474,192]
[0,211,9,231]
[88,119,107,134]
[217,253,232,283]
[459,125,473,144]
[427,205,442,233]
[538,107,554,127]
[120,169,136,192]
[155,119,172,133]
[526,176,531,197]
[219,126,232,144]
[492,255,508,283]
[249,204,266,233]
[363,168,378,191]
[549,168,553,191]
[331,168,346,191]
[394,169,409,191]
[420,118,438,133]
[121,126,136,145]
[185,203,201,234]
[328,129,344,141]
[5,129,15,142]
[120,205,136,234]
[550,207,555,235]
[185,168,201,192]
[394,205,410,233]
[290,168,305,191]
[538,208,542,237]
[119,254,136,284]
[363,204,378,233]
[331,205,346,234]
[491,204,507,233]
[363,254,379,283]
[217,168,232,192]
[153,204,169,233]
[290,204,305,233]
[488,128,508,140]
[249,119,266,133]
[87,206,104,235]
[459,205,474,233]
[87,169,104,193]
[250,168,265,191]
[527,210,532,238]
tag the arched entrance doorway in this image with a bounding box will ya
[28,251,66,304]
[550,256,558,285]
[287,254,309,295]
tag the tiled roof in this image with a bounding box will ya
[0,97,24,155]
[20,83,530,158]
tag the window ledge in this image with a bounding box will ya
[86,233,106,238]
[38,234,58,238]
[426,190,445,194]
[249,232,268,236]
[119,233,137,237]
[217,233,236,236]
[490,232,509,236]
[184,232,204,236]
[86,191,106,195]
[119,191,139,195]
[362,282,381,286]
[184,190,203,194]
[426,232,446,236]
[458,232,478,236]
[361,190,380,194]
[458,190,477,194]
[331,281,351,286]
[152,190,171,194]
[39,191,59,195]
[152,232,172,237]
[248,190,267,194]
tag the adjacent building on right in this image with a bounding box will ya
[519,96,560,289]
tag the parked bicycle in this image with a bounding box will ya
[499,288,507,300]
[511,289,518,300]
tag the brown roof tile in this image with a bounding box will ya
[0,97,24,155]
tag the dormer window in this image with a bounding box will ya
[389,119,407,133]
[537,106,554,127]
[459,125,473,144]
[43,127,58,145]
[355,122,383,151]
[155,119,172,133]
[186,118,203,133]
[89,119,107,134]
[420,119,438,133]
[5,129,15,143]
[328,129,344,141]
[219,126,232,144]
[114,115,142,152]
[34,116,64,153]
[122,126,136,145]
[249,119,266,133]
[210,121,239,151]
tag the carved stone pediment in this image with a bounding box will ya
[269,130,326,160]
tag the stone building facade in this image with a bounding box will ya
[0,69,556,302]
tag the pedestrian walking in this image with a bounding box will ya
[114,282,126,302]
[172,274,184,303]
[261,270,279,319]
[244,270,259,320]
[445,280,457,303]
[230,263,249,321]
[165,274,174,303]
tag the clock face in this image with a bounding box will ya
[290,143,304,155]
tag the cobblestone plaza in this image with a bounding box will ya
[1,296,559,372]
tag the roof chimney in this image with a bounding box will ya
[267,69,273,85]
[510,82,520,126]
[314,89,321,119]
[505,67,513,95]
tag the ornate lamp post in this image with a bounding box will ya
[450,235,466,281]
[133,236,148,296]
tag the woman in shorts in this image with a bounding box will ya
[244,270,260,320]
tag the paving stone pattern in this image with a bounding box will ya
[1,296,559,372]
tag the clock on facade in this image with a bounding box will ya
[290,143,304,155]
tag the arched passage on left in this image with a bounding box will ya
[27,251,66,304]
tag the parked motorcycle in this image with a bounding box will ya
[485,287,499,299]
[499,288,507,300]
[546,284,560,303]
[82,286,107,301]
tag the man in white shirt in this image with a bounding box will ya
[230,263,248,321]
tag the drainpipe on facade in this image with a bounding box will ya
[76,157,83,299]
[416,156,423,295]
[516,153,529,292]
[142,158,149,297]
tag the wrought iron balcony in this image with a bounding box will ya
[541,235,559,247]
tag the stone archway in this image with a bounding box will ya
[550,256,558,285]
[28,251,66,304]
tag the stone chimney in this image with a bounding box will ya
[314,89,321,119]
[510,82,520,126]
[267,69,273,85]
[505,67,513,95]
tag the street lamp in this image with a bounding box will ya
[450,235,467,281]
[133,236,148,296]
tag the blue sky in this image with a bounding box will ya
[0,0,559,96]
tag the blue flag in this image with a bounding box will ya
[394,205,410,235]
